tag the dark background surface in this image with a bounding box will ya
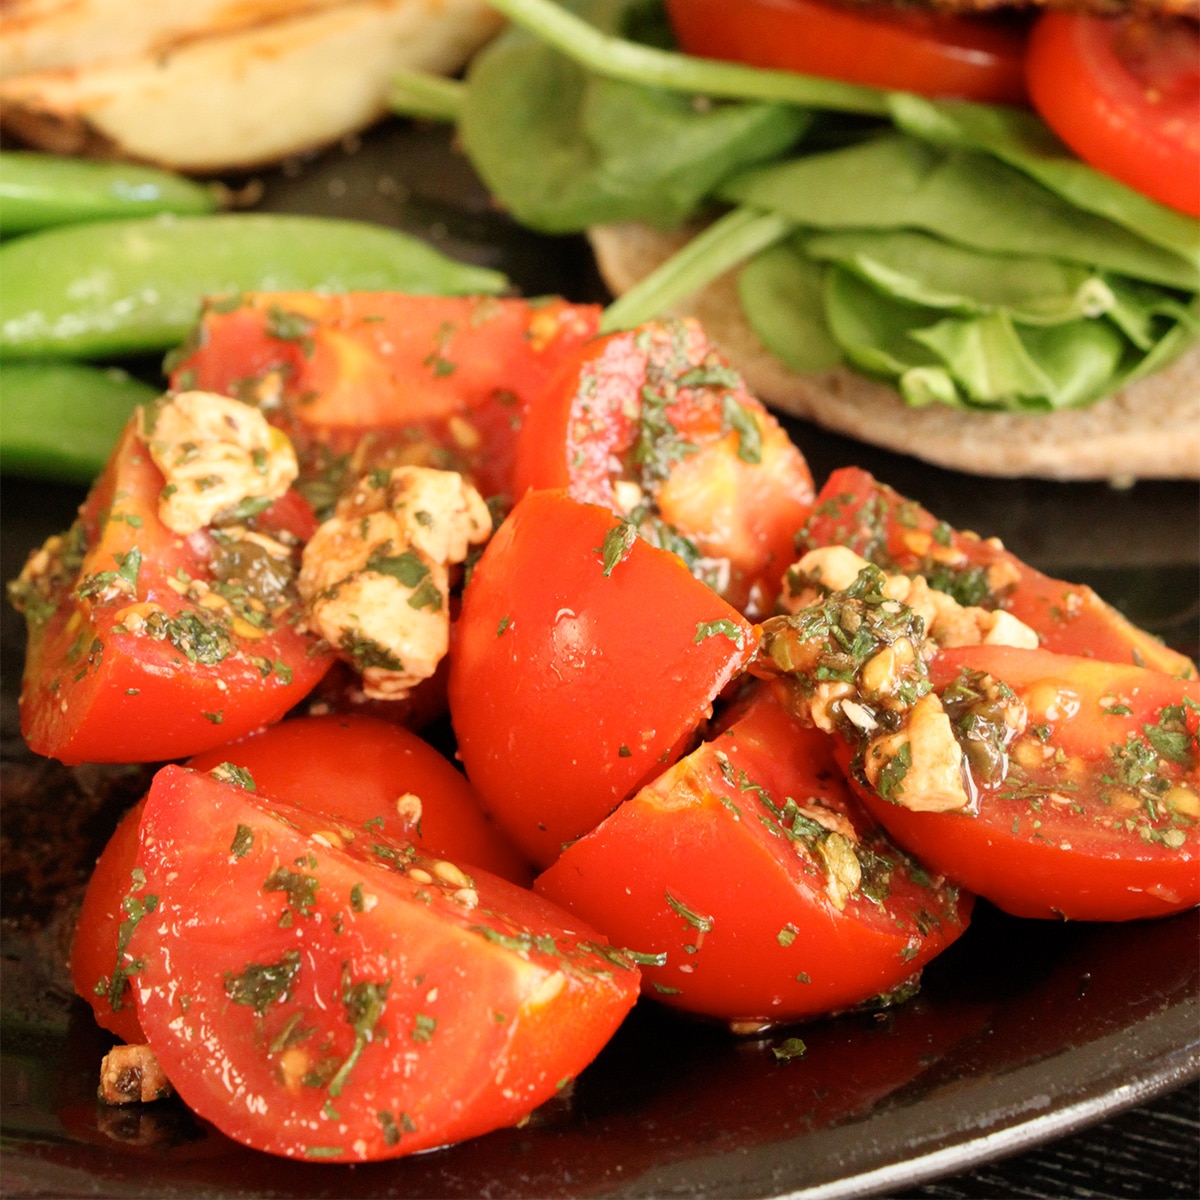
[3,118,1199,1198]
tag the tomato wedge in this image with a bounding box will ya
[450,488,757,868]
[125,765,640,1161]
[664,0,1030,104]
[10,420,333,764]
[75,714,532,1043]
[797,466,1196,678]
[170,292,601,502]
[850,646,1200,920]
[536,682,972,1023]
[515,318,814,617]
[187,713,531,885]
[1027,12,1200,217]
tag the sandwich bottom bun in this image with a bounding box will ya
[588,222,1200,483]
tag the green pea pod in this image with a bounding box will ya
[0,151,223,236]
[0,213,510,359]
[0,360,159,483]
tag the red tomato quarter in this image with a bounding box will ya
[515,318,814,617]
[450,489,757,868]
[126,765,640,1161]
[73,716,531,1046]
[536,682,972,1023]
[1026,12,1200,217]
[665,0,1030,104]
[186,713,531,885]
[170,292,601,502]
[9,420,333,764]
[851,645,1200,920]
[797,466,1196,678]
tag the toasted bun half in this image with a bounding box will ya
[589,221,1200,482]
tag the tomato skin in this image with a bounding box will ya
[798,466,1196,678]
[536,682,971,1022]
[1027,13,1200,217]
[851,646,1200,921]
[665,0,1030,104]
[450,489,757,869]
[126,766,640,1161]
[69,799,148,1045]
[73,716,531,1045]
[13,421,333,764]
[171,292,601,501]
[186,713,531,886]
[514,318,814,618]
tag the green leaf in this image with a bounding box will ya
[736,241,842,372]
[460,1,808,234]
[720,135,1199,290]
[885,94,1200,269]
[804,228,1118,325]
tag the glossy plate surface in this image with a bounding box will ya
[2,120,1198,1199]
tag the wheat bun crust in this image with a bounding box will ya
[588,222,1200,481]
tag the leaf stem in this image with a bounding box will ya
[600,207,794,332]
[388,69,466,122]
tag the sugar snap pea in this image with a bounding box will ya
[0,360,159,483]
[0,213,509,359]
[0,151,223,236]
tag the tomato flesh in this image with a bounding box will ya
[170,292,601,503]
[126,766,640,1161]
[69,799,149,1045]
[186,713,531,885]
[450,488,757,868]
[11,420,333,764]
[1027,13,1200,217]
[797,466,1196,678]
[850,646,1200,920]
[515,318,814,618]
[665,0,1030,104]
[536,682,972,1022]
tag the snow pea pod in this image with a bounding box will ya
[0,151,223,236]
[0,213,509,359]
[0,360,159,483]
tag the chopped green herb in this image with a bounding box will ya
[224,950,301,1016]
[598,521,637,577]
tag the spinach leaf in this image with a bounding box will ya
[720,135,1199,290]
[804,229,1117,325]
[736,241,842,372]
[886,94,1200,267]
[461,0,808,233]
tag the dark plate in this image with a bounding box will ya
[2,120,1198,1200]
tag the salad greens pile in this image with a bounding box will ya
[439,0,1199,413]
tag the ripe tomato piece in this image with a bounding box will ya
[170,292,601,501]
[798,466,1196,677]
[126,765,640,1161]
[186,713,531,885]
[536,682,971,1024]
[850,645,1200,920]
[450,489,757,868]
[69,798,149,1045]
[73,716,531,1046]
[515,318,814,618]
[9,420,333,764]
[665,0,1029,104]
[1027,12,1200,217]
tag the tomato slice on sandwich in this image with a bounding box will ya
[664,0,1030,104]
[1026,11,1200,218]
